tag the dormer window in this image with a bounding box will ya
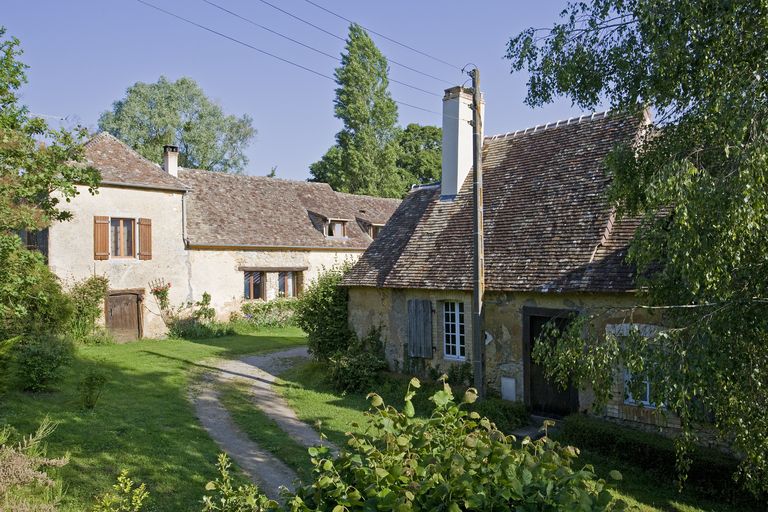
[326,219,348,238]
[369,224,385,239]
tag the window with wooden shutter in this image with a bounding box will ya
[408,299,433,358]
[138,218,152,260]
[93,216,109,260]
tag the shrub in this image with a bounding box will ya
[0,234,72,339]
[66,275,109,342]
[238,299,297,328]
[194,292,216,323]
[328,329,388,393]
[469,397,530,433]
[12,334,74,392]
[202,453,276,511]
[78,366,109,410]
[289,379,623,510]
[0,418,68,511]
[558,413,742,499]
[91,470,149,512]
[294,264,354,359]
[168,318,234,340]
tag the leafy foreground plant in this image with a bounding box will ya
[289,378,624,511]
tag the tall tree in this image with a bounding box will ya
[310,24,404,197]
[0,28,98,337]
[396,123,442,186]
[506,0,768,493]
[98,77,255,173]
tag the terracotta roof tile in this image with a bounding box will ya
[343,113,643,292]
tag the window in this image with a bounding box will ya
[110,218,135,257]
[370,224,384,239]
[244,271,264,300]
[18,229,49,261]
[326,220,347,238]
[443,301,465,359]
[624,370,654,407]
[278,271,296,297]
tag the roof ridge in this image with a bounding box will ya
[86,131,167,172]
[335,191,402,202]
[179,167,333,187]
[485,109,612,142]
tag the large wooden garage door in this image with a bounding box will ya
[107,292,141,342]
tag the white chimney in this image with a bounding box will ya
[441,86,483,198]
[163,145,179,177]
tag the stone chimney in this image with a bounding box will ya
[163,145,179,177]
[441,86,482,199]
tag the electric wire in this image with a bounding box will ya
[302,0,461,71]
[134,0,444,116]
[251,0,454,85]
[202,0,440,97]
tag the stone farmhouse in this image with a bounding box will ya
[39,133,399,341]
[343,87,669,428]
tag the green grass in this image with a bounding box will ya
[277,361,758,512]
[0,327,306,512]
[218,380,314,481]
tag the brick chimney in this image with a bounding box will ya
[163,145,179,177]
[441,86,483,199]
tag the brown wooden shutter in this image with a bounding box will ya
[138,218,152,260]
[296,272,304,296]
[408,299,433,358]
[93,216,109,260]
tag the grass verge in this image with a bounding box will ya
[0,326,306,511]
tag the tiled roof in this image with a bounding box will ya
[179,169,400,250]
[84,132,187,191]
[343,112,643,293]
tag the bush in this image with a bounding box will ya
[558,413,741,498]
[294,264,354,359]
[193,292,216,323]
[12,335,74,392]
[469,397,530,433]
[288,379,623,510]
[328,329,387,393]
[66,275,109,342]
[202,453,276,511]
[168,318,234,340]
[238,299,297,328]
[91,470,149,512]
[78,366,109,410]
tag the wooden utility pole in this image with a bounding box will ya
[470,68,485,397]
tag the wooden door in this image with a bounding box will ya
[525,312,579,417]
[107,293,141,342]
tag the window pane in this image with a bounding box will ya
[111,219,120,256]
[244,272,251,299]
[124,219,134,256]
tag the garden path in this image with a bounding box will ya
[192,346,336,499]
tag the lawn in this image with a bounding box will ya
[0,326,306,512]
[274,361,760,512]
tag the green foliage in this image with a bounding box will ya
[469,397,530,434]
[328,328,387,393]
[506,0,768,493]
[558,414,753,502]
[238,298,297,328]
[91,470,149,512]
[194,292,217,323]
[446,361,473,387]
[66,276,109,342]
[202,453,277,512]
[78,366,109,410]
[12,334,74,392]
[168,319,234,340]
[309,24,404,198]
[0,418,68,510]
[395,123,442,186]
[289,379,623,510]
[98,76,255,174]
[294,264,354,360]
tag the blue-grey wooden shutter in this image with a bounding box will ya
[408,299,433,358]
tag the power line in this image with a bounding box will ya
[251,0,454,85]
[134,0,443,116]
[202,0,440,97]
[302,0,461,71]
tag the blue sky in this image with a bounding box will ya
[5,0,592,180]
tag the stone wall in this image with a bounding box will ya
[348,286,672,427]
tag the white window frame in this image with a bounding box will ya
[443,301,466,360]
[623,369,655,407]
[325,219,348,238]
[278,271,296,298]
[606,323,662,409]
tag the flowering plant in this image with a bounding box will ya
[149,279,171,312]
